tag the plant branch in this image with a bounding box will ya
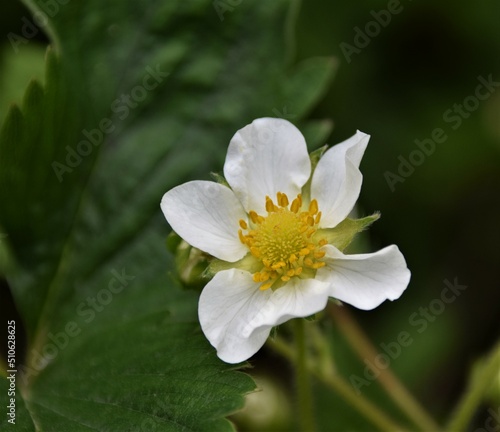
[293,319,316,432]
[268,336,407,432]
[446,341,500,432]
[328,304,441,431]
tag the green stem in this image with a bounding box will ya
[309,322,337,378]
[268,336,407,432]
[293,319,316,432]
[446,342,500,432]
[329,305,441,432]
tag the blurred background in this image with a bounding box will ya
[1,0,499,431]
[241,0,500,430]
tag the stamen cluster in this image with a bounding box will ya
[238,192,327,290]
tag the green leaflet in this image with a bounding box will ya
[0,0,334,429]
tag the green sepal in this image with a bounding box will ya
[317,213,381,252]
[301,144,329,202]
[210,171,230,187]
[166,231,182,254]
[328,297,343,307]
[309,144,329,172]
[205,253,260,278]
[166,232,210,287]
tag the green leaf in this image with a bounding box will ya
[0,44,46,123]
[301,119,334,150]
[19,314,252,432]
[0,376,36,430]
[318,214,381,251]
[284,56,337,118]
[0,0,334,429]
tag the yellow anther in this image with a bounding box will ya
[260,282,273,291]
[306,228,316,238]
[266,196,278,213]
[265,196,275,212]
[241,192,330,288]
[309,199,318,215]
[249,211,259,224]
[250,247,261,257]
[279,193,289,207]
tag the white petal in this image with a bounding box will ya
[250,276,331,329]
[311,130,370,228]
[198,269,330,363]
[198,269,274,364]
[223,118,311,214]
[161,181,248,262]
[317,244,410,310]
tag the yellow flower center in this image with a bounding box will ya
[238,192,327,291]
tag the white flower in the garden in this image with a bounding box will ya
[161,118,410,364]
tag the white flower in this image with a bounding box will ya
[161,118,411,364]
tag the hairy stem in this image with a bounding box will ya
[446,342,500,432]
[293,318,316,432]
[329,304,441,431]
[268,336,407,432]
